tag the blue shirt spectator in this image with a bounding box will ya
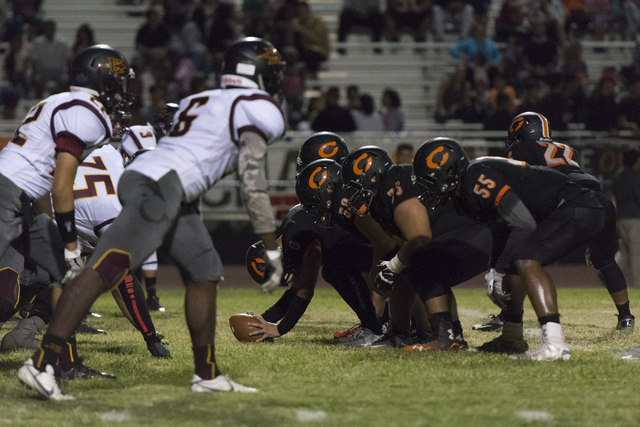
[449,23,501,64]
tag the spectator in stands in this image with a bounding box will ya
[134,9,172,81]
[71,24,95,58]
[522,23,559,82]
[385,0,431,43]
[494,0,524,42]
[466,76,490,123]
[563,73,586,123]
[312,87,357,132]
[501,36,523,88]
[562,0,592,37]
[584,71,619,132]
[538,72,571,131]
[623,0,640,40]
[176,20,210,76]
[3,0,43,41]
[561,42,588,86]
[4,35,30,97]
[346,85,361,110]
[27,20,70,99]
[281,47,306,129]
[351,94,384,131]
[242,0,269,37]
[337,0,384,52]
[435,65,471,123]
[432,0,474,42]
[207,3,237,66]
[393,143,414,163]
[483,92,514,130]
[489,73,515,109]
[381,88,405,131]
[449,22,501,65]
[292,1,330,77]
[617,76,640,139]
[515,78,542,114]
[162,0,190,36]
[613,148,640,288]
[525,0,567,46]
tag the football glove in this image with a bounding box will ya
[62,248,84,285]
[261,249,283,293]
[374,255,406,294]
[485,268,510,309]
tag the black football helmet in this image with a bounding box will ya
[246,240,269,285]
[70,44,134,115]
[295,159,342,228]
[412,137,469,209]
[341,146,393,217]
[297,132,349,171]
[220,37,284,97]
[151,103,179,137]
[505,111,553,151]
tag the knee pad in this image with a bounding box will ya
[93,249,132,292]
[0,267,20,309]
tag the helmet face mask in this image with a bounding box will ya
[341,146,392,217]
[295,159,341,229]
[151,103,179,137]
[505,111,553,151]
[413,138,468,209]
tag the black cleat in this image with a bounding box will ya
[60,359,116,380]
[617,315,635,332]
[146,295,165,312]
[76,322,106,335]
[472,314,504,332]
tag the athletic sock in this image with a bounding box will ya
[538,314,561,326]
[428,312,453,337]
[118,274,157,341]
[452,320,463,339]
[145,276,157,299]
[193,344,222,379]
[32,333,65,371]
[503,310,524,324]
[58,333,80,372]
[617,301,632,319]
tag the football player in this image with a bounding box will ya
[337,146,492,350]
[413,137,610,360]
[19,37,285,399]
[244,132,386,345]
[504,112,634,332]
[0,44,132,391]
[119,103,179,311]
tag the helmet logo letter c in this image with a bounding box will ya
[509,117,524,133]
[318,142,338,158]
[309,167,327,188]
[426,146,449,169]
[353,154,373,175]
[251,258,265,276]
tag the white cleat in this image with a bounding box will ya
[522,342,571,361]
[191,374,258,393]
[621,344,640,361]
[18,359,75,400]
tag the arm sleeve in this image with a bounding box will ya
[494,190,537,273]
[276,294,310,336]
[237,130,276,235]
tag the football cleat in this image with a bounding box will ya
[370,328,416,348]
[621,344,640,361]
[60,359,117,380]
[402,320,460,352]
[336,328,384,347]
[515,322,570,361]
[76,322,106,335]
[146,295,165,312]
[191,374,258,393]
[333,324,362,339]
[478,335,529,354]
[472,314,504,332]
[616,315,635,332]
[18,359,75,400]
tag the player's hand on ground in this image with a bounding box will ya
[261,249,283,293]
[375,261,398,293]
[62,248,84,285]
[247,315,280,342]
[485,268,510,309]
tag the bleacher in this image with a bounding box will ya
[0,0,636,138]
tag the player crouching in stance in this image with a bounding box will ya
[413,137,611,361]
[19,38,286,399]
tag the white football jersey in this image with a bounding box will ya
[120,125,157,158]
[126,88,285,202]
[73,144,123,250]
[0,90,112,199]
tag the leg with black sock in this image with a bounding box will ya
[598,261,635,330]
[58,333,116,379]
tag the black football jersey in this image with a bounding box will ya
[456,156,585,223]
[369,164,423,237]
[331,179,367,237]
[507,140,600,190]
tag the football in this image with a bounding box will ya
[229,313,266,342]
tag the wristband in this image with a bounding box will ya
[55,210,77,244]
[387,255,407,274]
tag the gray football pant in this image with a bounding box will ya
[0,173,66,284]
[86,170,223,290]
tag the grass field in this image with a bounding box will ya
[2,287,640,427]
